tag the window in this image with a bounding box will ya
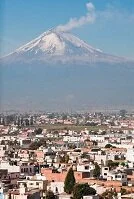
[104,173,107,175]
[85,166,89,170]
[36,182,39,185]
[56,187,58,193]
[117,175,121,178]
[104,168,108,170]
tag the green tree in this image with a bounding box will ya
[107,160,119,170]
[101,190,117,199]
[73,183,96,199]
[46,190,55,199]
[92,141,98,146]
[119,109,127,117]
[25,119,29,126]
[29,139,46,150]
[62,114,67,121]
[59,154,69,163]
[93,163,100,178]
[1,140,5,145]
[68,143,76,149]
[48,113,55,119]
[35,128,42,135]
[120,188,127,195]
[120,162,125,167]
[105,144,113,148]
[65,154,70,163]
[81,152,89,159]
[64,167,76,194]
[105,144,116,148]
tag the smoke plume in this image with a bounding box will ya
[56,2,95,32]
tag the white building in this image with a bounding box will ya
[107,171,127,185]
[50,182,64,194]
[63,136,80,143]
[89,135,105,142]
[77,163,94,173]
[83,196,99,199]
[101,167,109,179]
[126,147,134,163]
[0,161,20,173]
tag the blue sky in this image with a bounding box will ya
[0,0,134,58]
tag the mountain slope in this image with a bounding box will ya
[1,29,129,64]
[1,29,134,111]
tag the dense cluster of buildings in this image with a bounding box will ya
[0,111,134,198]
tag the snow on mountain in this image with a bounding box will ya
[2,29,128,64]
[1,29,134,111]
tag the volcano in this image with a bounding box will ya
[1,29,130,65]
[0,29,134,111]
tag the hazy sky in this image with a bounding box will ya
[0,0,134,58]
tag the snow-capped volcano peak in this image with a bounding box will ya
[2,29,128,64]
[17,29,66,55]
[16,29,101,56]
